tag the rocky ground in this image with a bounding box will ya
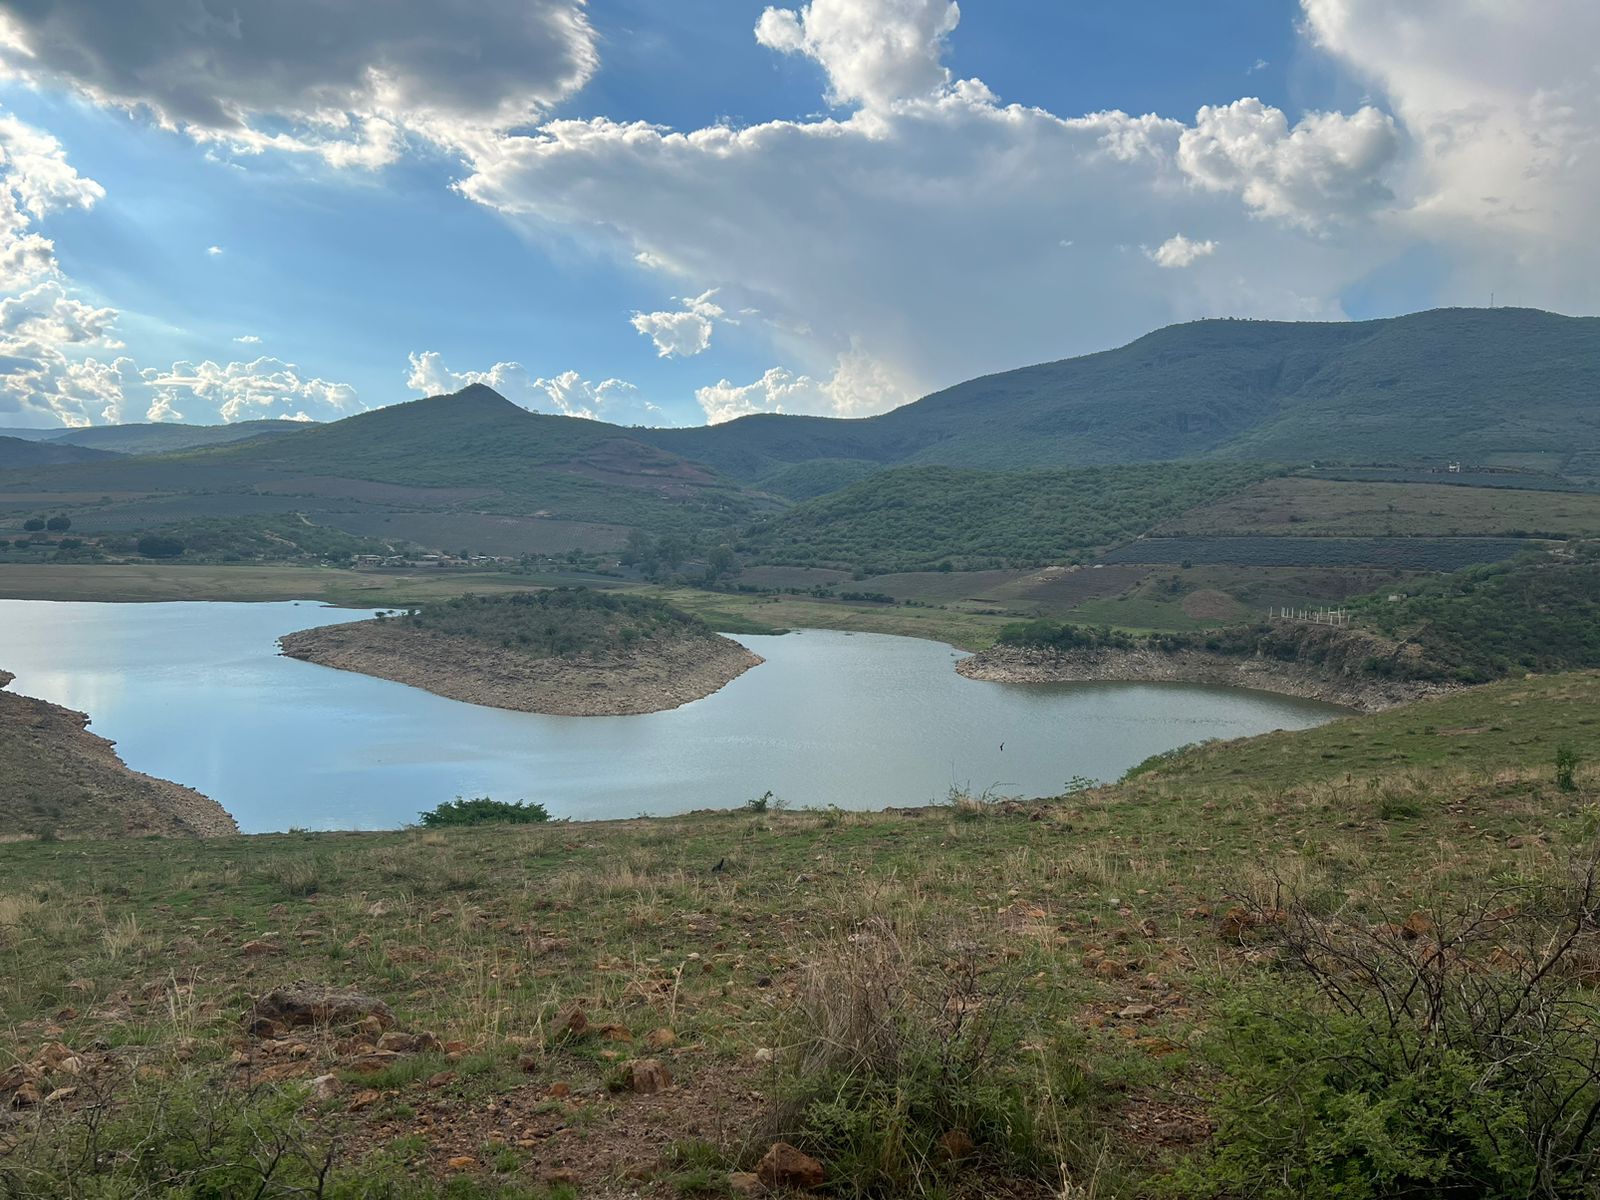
[279,621,763,716]
[0,669,237,839]
[957,642,1454,712]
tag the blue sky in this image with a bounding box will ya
[0,0,1593,428]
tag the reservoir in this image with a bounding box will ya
[0,600,1344,832]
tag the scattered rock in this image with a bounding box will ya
[247,983,395,1032]
[541,1168,581,1186]
[1401,911,1435,940]
[554,1004,589,1039]
[599,1024,633,1043]
[548,1081,571,1098]
[1218,906,1256,940]
[446,1156,477,1171]
[753,1047,775,1064]
[42,1086,76,1106]
[9,1084,41,1109]
[309,1074,342,1101]
[1117,1003,1157,1021]
[239,940,281,958]
[643,1027,677,1050]
[629,1058,673,1094]
[756,1142,825,1191]
[1093,958,1127,980]
[727,1171,763,1196]
[377,1031,439,1054]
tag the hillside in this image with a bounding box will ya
[1,675,1596,1196]
[739,462,1269,571]
[644,308,1600,478]
[0,670,236,839]
[0,436,120,468]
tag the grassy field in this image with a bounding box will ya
[1133,670,1600,788]
[2,673,1597,1196]
[1161,476,1600,538]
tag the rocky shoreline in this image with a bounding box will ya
[1,670,238,839]
[279,621,763,716]
[957,644,1456,713]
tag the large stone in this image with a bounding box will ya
[628,1058,673,1094]
[246,983,395,1032]
[755,1142,825,1190]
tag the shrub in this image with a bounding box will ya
[1178,858,1600,1198]
[418,796,551,827]
[767,919,1104,1197]
[1557,744,1580,792]
[136,534,185,558]
[22,517,44,532]
[45,515,71,531]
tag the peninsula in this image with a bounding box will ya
[279,588,762,716]
[0,670,237,839]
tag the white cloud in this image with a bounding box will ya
[233,334,261,344]
[696,348,915,423]
[630,289,724,357]
[1177,98,1400,228]
[1301,0,1600,309]
[206,245,223,257]
[461,40,1384,403]
[142,357,361,423]
[1147,234,1217,268]
[0,1,599,166]
[405,351,668,425]
[756,0,961,109]
[145,393,183,423]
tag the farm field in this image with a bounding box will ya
[1161,476,1600,538]
[1098,535,1537,569]
[1301,467,1600,494]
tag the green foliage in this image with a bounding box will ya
[1100,535,1535,570]
[406,588,708,658]
[119,515,391,563]
[22,517,44,531]
[997,619,1131,653]
[135,533,185,558]
[45,515,71,531]
[1353,545,1600,683]
[1556,744,1580,792]
[1179,871,1600,1200]
[742,462,1269,572]
[418,797,552,827]
[757,457,884,500]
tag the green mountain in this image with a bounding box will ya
[0,436,121,468]
[644,308,1599,478]
[53,420,311,455]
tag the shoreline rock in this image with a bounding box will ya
[278,620,762,716]
[0,669,238,839]
[956,644,1456,713]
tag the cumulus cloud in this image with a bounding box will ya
[756,0,961,109]
[0,1,599,165]
[206,245,223,257]
[696,348,915,423]
[233,334,261,344]
[1147,234,1217,268]
[1301,0,1600,308]
[630,289,724,357]
[142,358,361,423]
[1177,98,1400,228]
[461,60,1380,403]
[406,351,667,425]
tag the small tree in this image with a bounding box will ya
[136,535,185,559]
[45,515,71,532]
[23,518,45,532]
[1556,744,1580,792]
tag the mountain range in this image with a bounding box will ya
[1,307,1596,552]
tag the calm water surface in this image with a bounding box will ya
[0,600,1344,832]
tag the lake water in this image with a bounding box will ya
[0,600,1344,833]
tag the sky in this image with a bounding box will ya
[0,0,1594,429]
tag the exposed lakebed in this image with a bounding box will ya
[0,600,1345,833]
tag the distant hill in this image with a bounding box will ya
[0,436,121,468]
[53,420,312,455]
[643,308,1600,478]
[192,384,777,533]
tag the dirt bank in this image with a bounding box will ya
[0,670,238,839]
[957,644,1456,712]
[279,621,763,716]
